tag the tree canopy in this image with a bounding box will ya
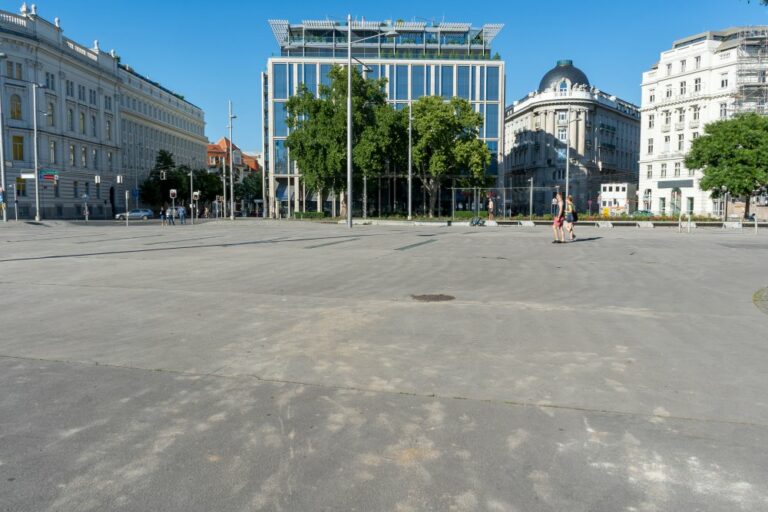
[685,113,768,218]
[411,96,491,217]
[285,65,392,204]
[140,150,220,208]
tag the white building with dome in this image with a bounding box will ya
[504,60,640,215]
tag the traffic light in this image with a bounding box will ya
[160,171,167,180]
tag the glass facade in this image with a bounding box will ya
[266,58,504,200]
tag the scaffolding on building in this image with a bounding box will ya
[734,28,768,115]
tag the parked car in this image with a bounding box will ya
[115,208,154,221]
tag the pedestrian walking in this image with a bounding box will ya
[167,206,175,226]
[160,206,167,226]
[552,192,565,244]
[179,206,186,225]
[488,196,495,221]
[565,195,577,241]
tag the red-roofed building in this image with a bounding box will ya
[207,137,260,180]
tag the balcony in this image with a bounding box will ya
[689,120,700,129]
[675,122,685,131]
[661,124,671,133]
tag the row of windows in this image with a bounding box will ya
[648,106,701,128]
[8,134,113,170]
[648,75,725,103]
[645,162,695,178]
[664,56,703,76]
[272,62,501,103]
[5,58,201,137]
[641,194,696,216]
[14,180,105,200]
[120,94,203,136]
[6,93,114,140]
[647,132,700,154]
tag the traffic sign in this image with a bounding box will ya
[169,188,177,199]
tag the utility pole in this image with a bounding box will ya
[32,84,41,221]
[228,101,236,221]
[408,108,413,221]
[529,177,534,219]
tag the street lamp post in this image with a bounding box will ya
[408,108,413,221]
[32,83,44,222]
[345,15,398,228]
[0,52,7,222]
[528,177,534,219]
[228,101,236,220]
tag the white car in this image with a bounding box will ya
[115,208,154,220]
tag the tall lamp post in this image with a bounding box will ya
[0,52,7,222]
[408,108,413,221]
[32,83,46,222]
[346,14,398,228]
[228,101,236,220]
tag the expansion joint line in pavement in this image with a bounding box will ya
[1,353,765,430]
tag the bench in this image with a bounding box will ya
[637,221,654,229]
[520,220,535,227]
[597,221,614,228]
[723,221,742,229]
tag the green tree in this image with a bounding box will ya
[411,96,491,217]
[233,171,263,211]
[139,150,177,207]
[685,113,768,219]
[286,65,390,213]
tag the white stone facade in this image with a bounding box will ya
[0,5,206,220]
[504,61,640,215]
[638,27,768,217]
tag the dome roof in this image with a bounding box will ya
[538,60,590,92]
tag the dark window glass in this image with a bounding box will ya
[274,140,288,175]
[426,66,432,95]
[320,64,332,90]
[485,104,499,138]
[303,64,317,95]
[441,66,453,98]
[479,67,485,101]
[457,66,470,99]
[396,65,408,100]
[471,66,476,100]
[274,102,288,137]
[273,64,288,100]
[487,66,500,101]
[486,141,498,175]
[411,65,425,99]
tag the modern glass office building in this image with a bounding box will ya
[263,18,504,217]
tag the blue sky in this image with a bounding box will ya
[19,0,768,154]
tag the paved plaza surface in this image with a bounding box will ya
[0,220,767,511]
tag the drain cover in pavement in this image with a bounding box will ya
[754,288,768,316]
[411,294,455,302]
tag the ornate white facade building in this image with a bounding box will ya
[504,60,640,215]
[0,4,206,220]
[638,27,768,217]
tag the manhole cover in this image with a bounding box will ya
[411,294,455,302]
[754,288,768,316]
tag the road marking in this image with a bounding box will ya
[305,237,359,249]
[395,239,436,251]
